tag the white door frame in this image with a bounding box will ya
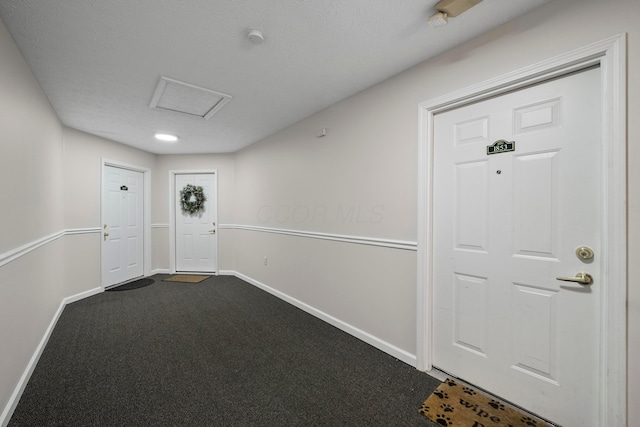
[169,169,219,274]
[417,34,627,426]
[100,158,152,287]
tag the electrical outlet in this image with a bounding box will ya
[264,256,268,265]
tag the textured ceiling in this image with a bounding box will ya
[0,0,551,154]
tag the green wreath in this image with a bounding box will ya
[180,184,207,215]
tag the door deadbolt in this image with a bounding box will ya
[575,246,595,261]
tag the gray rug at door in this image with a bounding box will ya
[106,278,154,291]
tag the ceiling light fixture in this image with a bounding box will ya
[154,133,179,142]
[428,11,448,27]
[428,0,482,28]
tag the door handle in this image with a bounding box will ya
[208,222,216,234]
[103,232,109,240]
[556,272,593,285]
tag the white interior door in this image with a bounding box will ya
[432,67,601,426]
[102,165,144,287]
[175,173,218,273]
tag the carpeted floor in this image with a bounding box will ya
[9,274,441,426]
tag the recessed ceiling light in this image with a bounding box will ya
[154,133,179,142]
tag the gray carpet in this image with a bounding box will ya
[9,274,440,426]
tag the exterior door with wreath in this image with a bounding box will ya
[175,173,218,273]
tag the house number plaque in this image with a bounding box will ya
[487,139,515,155]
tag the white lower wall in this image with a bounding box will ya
[0,232,140,425]
[230,228,418,355]
[0,232,105,426]
[151,225,170,273]
[232,269,416,365]
[0,239,64,425]
[63,233,101,295]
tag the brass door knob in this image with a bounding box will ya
[556,272,593,285]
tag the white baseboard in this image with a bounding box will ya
[150,269,171,275]
[0,286,103,427]
[0,302,63,426]
[63,287,103,304]
[229,270,417,367]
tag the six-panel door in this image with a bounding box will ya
[433,67,602,426]
[102,165,144,287]
[175,173,218,273]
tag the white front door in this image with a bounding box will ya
[102,165,144,287]
[433,67,601,426]
[175,173,218,273]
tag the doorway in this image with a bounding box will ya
[417,36,626,427]
[433,67,600,426]
[101,164,145,287]
[171,171,218,274]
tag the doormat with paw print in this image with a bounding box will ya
[419,378,554,427]
[163,274,210,283]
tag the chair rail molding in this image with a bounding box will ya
[220,224,417,251]
[0,228,101,269]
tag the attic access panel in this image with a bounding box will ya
[149,76,232,119]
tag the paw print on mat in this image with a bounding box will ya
[440,402,454,412]
[462,386,476,396]
[418,404,431,415]
[521,416,538,426]
[435,414,453,426]
[433,390,449,400]
[445,379,458,387]
[488,399,505,410]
